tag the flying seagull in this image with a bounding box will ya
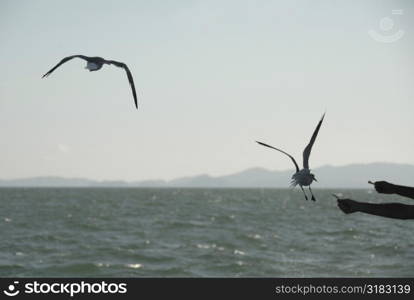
[256,113,325,201]
[42,55,138,109]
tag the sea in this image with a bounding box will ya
[0,188,413,277]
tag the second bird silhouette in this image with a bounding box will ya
[42,55,138,109]
[256,113,325,201]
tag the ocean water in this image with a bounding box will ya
[0,188,413,277]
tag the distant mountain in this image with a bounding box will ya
[0,176,100,187]
[1,163,414,188]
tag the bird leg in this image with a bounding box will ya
[309,186,316,201]
[300,186,308,200]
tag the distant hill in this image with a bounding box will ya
[1,163,414,188]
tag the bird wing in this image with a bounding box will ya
[256,141,299,173]
[107,60,138,109]
[42,55,90,78]
[302,113,325,169]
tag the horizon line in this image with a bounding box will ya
[1,161,413,183]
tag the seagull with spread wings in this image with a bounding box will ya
[256,113,325,201]
[42,55,138,109]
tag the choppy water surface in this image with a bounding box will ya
[0,188,413,277]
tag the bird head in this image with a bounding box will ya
[311,173,317,182]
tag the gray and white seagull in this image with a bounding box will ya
[256,113,325,201]
[42,55,138,109]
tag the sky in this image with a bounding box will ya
[0,0,413,181]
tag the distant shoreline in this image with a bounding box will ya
[1,162,413,189]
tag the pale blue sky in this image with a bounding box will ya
[0,0,413,181]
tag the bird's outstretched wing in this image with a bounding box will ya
[256,141,299,173]
[302,113,325,169]
[107,60,138,109]
[42,55,90,78]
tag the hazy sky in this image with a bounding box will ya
[1,0,413,181]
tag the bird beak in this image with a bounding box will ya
[314,178,318,182]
